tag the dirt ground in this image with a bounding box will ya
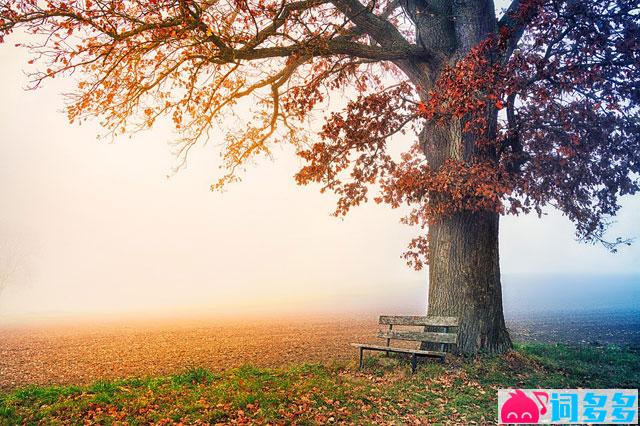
[0,315,381,391]
[2,312,638,391]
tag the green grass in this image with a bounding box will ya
[1,343,638,425]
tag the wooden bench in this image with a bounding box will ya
[351,315,459,373]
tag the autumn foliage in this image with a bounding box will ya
[1,0,638,268]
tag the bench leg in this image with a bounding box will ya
[359,348,364,370]
[411,353,417,374]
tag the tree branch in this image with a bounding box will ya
[498,0,541,63]
[330,0,418,51]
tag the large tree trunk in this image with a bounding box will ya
[417,116,513,354]
[427,210,512,354]
[417,119,513,354]
[417,111,513,355]
[405,0,512,355]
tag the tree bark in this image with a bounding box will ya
[414,84,512,355]
[408,0,512,354]
[417,117,513,354]
[426,210,512,354]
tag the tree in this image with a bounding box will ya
[0,242,24,297]
[0,248,17,296]
[1,0,638,353]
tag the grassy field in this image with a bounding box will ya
[1,344,638,425]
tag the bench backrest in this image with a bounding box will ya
[377,315,459,350]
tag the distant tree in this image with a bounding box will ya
[1,0,638,353]
[0,242,21,296]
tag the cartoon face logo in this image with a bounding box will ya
[501,390,548,424]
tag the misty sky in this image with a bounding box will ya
[1,14,639,322]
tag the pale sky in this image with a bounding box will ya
[0,19,638,322]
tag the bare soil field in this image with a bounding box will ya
[2,312,638,391]
[0,316,381,391]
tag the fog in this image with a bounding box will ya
[1,26,639,324]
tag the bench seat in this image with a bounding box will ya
[352,315,459,373]
[350,343,446,358]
